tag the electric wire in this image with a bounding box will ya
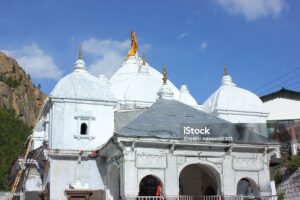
[254,66,300,93]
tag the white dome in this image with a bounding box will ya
[178,85,198,106]
[124,73,161,103]
[50,59,116,102]
[202,74,267,114]
[109,55,181,101]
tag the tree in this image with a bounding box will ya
[0,108,31,190]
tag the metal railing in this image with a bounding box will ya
[124,196,278,200]
[177,196,221,200]
[135,196,165,200]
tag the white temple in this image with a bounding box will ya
[17,32,280,200]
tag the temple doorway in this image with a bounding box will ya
[179,163,220,196]
[138,175,163,196]
[237,178,259,197]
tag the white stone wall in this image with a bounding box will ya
[49,157,104,200]
[263,97,300,121]
[116,146,273,199]
[49,99,115,150]
[24,168,43,192]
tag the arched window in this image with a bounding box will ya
[139,175,163,196]
[237,178,258,197]
[80,123,88,135]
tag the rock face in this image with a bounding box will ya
[0,52,46,126]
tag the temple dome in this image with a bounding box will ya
[50,59,116,102]
[178,85,197,106]
[109,55,198,107]
[124,73,161,103]
[202,73,268,115]
[109,32,198,107]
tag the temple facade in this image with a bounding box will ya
[17,32,280,200]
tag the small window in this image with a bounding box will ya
[80,123,88,135]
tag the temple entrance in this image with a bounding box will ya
[139,175,163,196]
[179,164,220,196]
[237,178,258,197]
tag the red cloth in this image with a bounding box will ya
[156,184,162,196]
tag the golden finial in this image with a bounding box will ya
[162,64,167,85]
[224,64,228,76]
[126,31,138,59]
[78,45,83,60]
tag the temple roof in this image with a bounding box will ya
[50,55,116,102]
[115,99,277,145]
[202,71,268,115]
[260,87,300,102]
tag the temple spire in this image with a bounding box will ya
[162,64,167,85]
[141,52,146,65]
[78,45,83,60]
[73,45,86,71]
[224,64,228,76]
[157,64,173,100]
[222,65,236,86]
[126,31,138,60]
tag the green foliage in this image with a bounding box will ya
[287,155,300,172]
[0,107,31,191]
[278,191,285,200]
[0,76,21,88]
[274,167,282,185]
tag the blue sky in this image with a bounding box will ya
[0,0,299,103]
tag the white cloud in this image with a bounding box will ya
[3,44,63,79]
[82,38,151,77]
[201,42,208,50]
[215,0,287,21]
[177,33,188,40]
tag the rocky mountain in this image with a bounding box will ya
[0,52,46,126]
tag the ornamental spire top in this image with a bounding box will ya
[127,31,138,59]
[141,52,146,65]
[157,64,173,100]
[162,64,167,85]
[78,45,83,60]
[222,65,236,86]
[224,64,228,76]
[73,45,86,71]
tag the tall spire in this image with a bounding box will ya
[126,31,138,60]
[162,64,167,85]
[141,52,146,65]
[224,64,228,76]
[157,64,173,100]
[73,45,86,71]
[78,45,83,60]
[222,65,236,86]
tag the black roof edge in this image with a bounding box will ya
[260,87,300,102]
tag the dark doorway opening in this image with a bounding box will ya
[139,175,163,196]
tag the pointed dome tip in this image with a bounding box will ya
[224,65,228,76]
[78,45,83,60]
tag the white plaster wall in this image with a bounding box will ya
[122,152,138,197]
[164,154,178,196]
[49,100,115,150]
[263,98,300,121]
[25,168,43,191]
[49,158,103,200]
[117,146,273,199]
